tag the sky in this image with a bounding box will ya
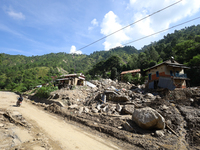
[0,0,200,56]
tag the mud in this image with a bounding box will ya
[25,81,200,150]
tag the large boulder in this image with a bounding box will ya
[132,107,165,130]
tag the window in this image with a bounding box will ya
[156,71,159,77]
[170,70,173,76]
[175,71,179,77]
[148,73,152,80]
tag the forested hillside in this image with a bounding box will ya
[0,24,200,92]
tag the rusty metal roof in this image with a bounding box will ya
[121,69,141,75]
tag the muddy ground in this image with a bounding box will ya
[24,83,200,150]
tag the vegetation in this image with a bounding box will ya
[0,24,200,93]
[35,86,58,98]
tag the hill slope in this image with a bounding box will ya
[0,24,200,91]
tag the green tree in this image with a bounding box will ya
[149,46,159,61]
[123,73,133,82]
[111,67,117,80]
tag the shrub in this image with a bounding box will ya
[35,86,58,98]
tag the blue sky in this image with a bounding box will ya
[0,0,200,56]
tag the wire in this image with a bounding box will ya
[78,0,183,51]
[123,16,200,46]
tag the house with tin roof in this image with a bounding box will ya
[57,73,85,89]
[145,58,190,90]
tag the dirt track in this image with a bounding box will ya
[0,91,120,150]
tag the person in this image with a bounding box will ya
[18,94,23,102]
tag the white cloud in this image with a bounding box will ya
[5,7,25,20]
[130,0,137,5]
[128,0,200,32]
[88,18,99,31]
[91,19,98,26]
[100,11,130,50]
[114,0,200,49]
[70,45,82,54]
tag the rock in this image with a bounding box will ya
[116,103,122,112]
[92,108,98,113]
[112,95,129,102]
[110,86,116,90]
[53,101,65,107]
[102,105,109,113]
[68,104,78,109]
[123,105,135,115]
[53,94,59,99]
[156,95,161,99]
[145,93,156,100]
[166,120,172,126]
[132,107,165,130]
[162,105,169,110]
[96,104,101,110]
[0,123,4,127]
[190,98,194,102]
[155,130,165,137]
[84,107,90,113]
[123,122,134,132]
[79,107,84,114]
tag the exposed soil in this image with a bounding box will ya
[0,91,134,150]
[1,81,200,150]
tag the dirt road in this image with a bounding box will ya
[0,91,120,150]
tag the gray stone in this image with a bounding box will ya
[123,122,134,132]
[166,120,172,126]
[79,107,84,114]
[145,93,156,100]
[156,95,161,99]
[68,104,78,109]
[116,103,122,112]
[53,94,59,99]
[112,95,129,102]
[132,107,165,130]
[84,107,90,113]
[96,104,101,110]
[190,98,194,102]
[162,105,169,110]
[155,130,165,137]
[102,105,109,113]
[53,101,65,107]
[92,108,98,113]
[123,105,135,115]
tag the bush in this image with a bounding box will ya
[35,86,58,98]
[123,73,133,82]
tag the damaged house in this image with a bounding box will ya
[145,58,190,90]
[57,73,85,89]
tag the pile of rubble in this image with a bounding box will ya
[34,79,200,149]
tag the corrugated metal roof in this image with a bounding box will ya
[145,59,190,72]
[121,69,141,75]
